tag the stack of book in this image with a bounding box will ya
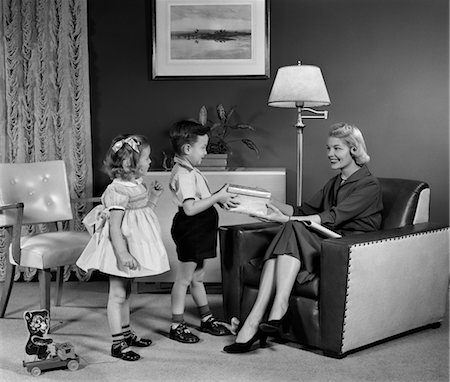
[226,184,271,216]
[197,154,228,170]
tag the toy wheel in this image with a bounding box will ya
[30,366,42,376]
[67,359,79,371]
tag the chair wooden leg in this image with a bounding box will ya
[39,269,51,314]
[0,261,16,318]
[55,266,64,306]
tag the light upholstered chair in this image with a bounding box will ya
[220,178,449,357]
[0,202,24,312]
[0,161,91,320]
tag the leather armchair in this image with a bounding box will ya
[219,178,449,357]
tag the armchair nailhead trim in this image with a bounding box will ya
[350,228,448,248]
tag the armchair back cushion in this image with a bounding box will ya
[378,177,429,228]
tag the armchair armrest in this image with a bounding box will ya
[219,222,281,321]
[320,222,449,357]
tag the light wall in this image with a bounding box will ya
[88,0,449,225]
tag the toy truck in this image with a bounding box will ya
[23,342,80,376]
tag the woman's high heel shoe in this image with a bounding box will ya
[223,330,268,354]
[259,312,289,338]
[259,319,282,335]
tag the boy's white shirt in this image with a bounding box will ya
[169,156,212,206]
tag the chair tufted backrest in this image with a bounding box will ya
[0,161,73,225]
[378,178,430,230]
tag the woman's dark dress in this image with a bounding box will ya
[263,165,383,284]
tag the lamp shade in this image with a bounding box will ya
[268,65,331,108]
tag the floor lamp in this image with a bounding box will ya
[268,61,331,205]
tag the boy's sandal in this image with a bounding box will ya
[111,341,141,361]
[200,317,232,336]
[126,333,153,347]
[169,322,200,344]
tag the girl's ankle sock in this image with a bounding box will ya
[122,324,133,340]
[112,332,125,347]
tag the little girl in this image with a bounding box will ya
[77,134,170,361]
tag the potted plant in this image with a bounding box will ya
[162,104,259,170]
[197,104,259,160]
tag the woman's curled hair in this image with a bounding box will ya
[329,122,370,165]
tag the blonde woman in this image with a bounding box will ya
[224,123,383,353]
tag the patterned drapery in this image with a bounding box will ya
[0,0,92,282]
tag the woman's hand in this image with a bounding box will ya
[251,202,289,223]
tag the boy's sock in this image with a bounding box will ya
[171,314,184,329]
[198,305,213,322]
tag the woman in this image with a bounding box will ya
[223,122,383,353]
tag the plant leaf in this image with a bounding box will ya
[230,123,255,131]
[199,106,207,126]
[241,139,260,155]
[210,121,222,131]
[216,104,226,122]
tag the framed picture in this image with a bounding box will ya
[151,0,270,79]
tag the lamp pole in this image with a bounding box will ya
[295,106,305,206]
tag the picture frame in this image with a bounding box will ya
[151,0,270,79]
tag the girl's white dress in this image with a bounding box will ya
[76,178,170,278]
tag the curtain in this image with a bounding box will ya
[0,0,92,282]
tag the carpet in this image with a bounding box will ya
[0,281,448,381]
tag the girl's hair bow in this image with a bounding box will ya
[112,137,140,153]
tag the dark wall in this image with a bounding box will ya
[88,0,449,225]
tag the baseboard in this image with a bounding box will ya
[136,282,223,294]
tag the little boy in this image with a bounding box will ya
[168,120,237,343]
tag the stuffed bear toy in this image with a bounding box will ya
[23,309,56,362]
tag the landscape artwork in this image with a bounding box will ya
[170,5,252,60]
[152,0,269,78]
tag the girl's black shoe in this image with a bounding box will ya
[223,330,268,354]
[111,341,141,361]
[125,333,152,347]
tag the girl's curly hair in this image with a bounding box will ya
[103,134,150,180]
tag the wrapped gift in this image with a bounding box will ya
[226,184,271,216]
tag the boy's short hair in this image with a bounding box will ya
[329,122,370,165]
[170,120,210,155]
